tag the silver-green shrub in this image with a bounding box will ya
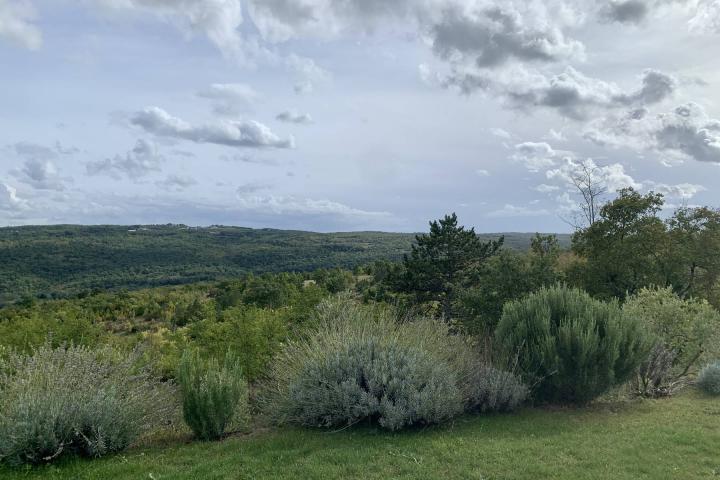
[0,344,174,466]
[468,366,528,413]
[261,296,525,430]
[177,349,249,440]
[697,361,720,396]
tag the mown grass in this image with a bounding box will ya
[2,391,718,480]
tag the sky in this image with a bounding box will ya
[0,0,719,233]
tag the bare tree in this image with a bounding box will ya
[561,160,608,230]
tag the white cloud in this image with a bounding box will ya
[489,127,512,139]
[486,203,550,217]
[130,106,295,149]
[0,0,42,50]
[644,181,706,199]
[475,168,490,176]
[546,157,643,192]
[90,0,249,60]
[86,139,164,179]
[535,183,560,193]
[236,192,390,218]
[0,181,28,211]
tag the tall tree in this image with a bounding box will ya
[572,188,667,299]
[401,213,503,319]
[666,206,720,306]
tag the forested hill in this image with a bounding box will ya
[0,224,570,304]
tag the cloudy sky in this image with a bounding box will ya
[1,0,719,232]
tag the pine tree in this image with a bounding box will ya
[401,213,503,319]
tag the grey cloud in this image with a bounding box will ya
[585,102,720,164]
[130,106,294,149]
[236,182,271,195]
[12,141,57,160]
[86,139,164,179]
[511,142,563,172]
[197,83,259,116]
[12,158,67,191]
[440,66,676,120]
[600,0,650,24]
[0,0,42,50]
[431,6,584,68]
[156,174,197,191]
[276,110,313,124]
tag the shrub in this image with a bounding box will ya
[635,343,677,397]
[261,296,525,431]
[697,361,720,396]
[468,366,528,413]
[0,344,174,466]
[495,285,651,405]
[624,287,720,381]
[177,349,248,440]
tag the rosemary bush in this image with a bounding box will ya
[177,349,249,440]
[495,285,651,405]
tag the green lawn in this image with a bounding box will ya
[2,392,718,480]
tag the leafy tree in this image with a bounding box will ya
[665,207,720,306]
[400,213,503,319]
[572,188,667,299]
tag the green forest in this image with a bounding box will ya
[0,224,568,305]
[1,188,719,478]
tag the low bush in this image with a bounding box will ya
[495,285,651,405]
[0,344,174,466]
[261,296,525,431]
[177,349,248,440]
[697,361,720,396]
[624,287,720,392]
[468,366,528,413]
[634,343,677,397]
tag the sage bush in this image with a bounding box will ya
[177,349,249,440]
[260,296,525,431]
[697,361,720,396]
[0,344,174,466]
[495,285,651,405]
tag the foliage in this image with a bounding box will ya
[261,296,483,430]
[623,287,720,379]
[572,188,667,300]
[697,361,720,396]
[0,344,174,466]
[399,213,503,319]
[190,306,290,381]
[454,244,561,336]
[177,349,249,440]
[495,285,651,404]
[571,191,720,307]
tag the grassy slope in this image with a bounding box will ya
[3,392,717,480]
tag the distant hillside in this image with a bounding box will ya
[0,224,571,304]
